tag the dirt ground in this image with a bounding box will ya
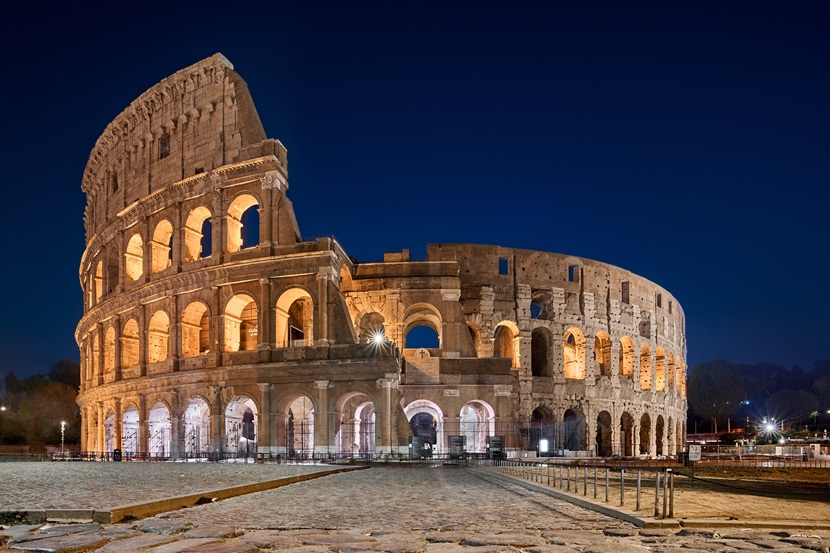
[670,466,830,522]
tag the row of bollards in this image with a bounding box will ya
[496,460,675,519]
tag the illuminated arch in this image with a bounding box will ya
[563,327,586,379]
[594,331,612,377]
[494,321,519,368]
[150,219,173,273]
[120,318,139,368]
[226,193,260,253]
[103,325,116,375]
[147,310,170,363]
[402,303,443,348]
[124,233,144,283]
[183,205,212,262]
[224,293,258,352]
[619,336,634,378]
[640,344,652,390]
[275,287,314,348]
[181,301,210,357]
[655,347,666,392]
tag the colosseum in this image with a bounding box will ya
[76,54,687,461]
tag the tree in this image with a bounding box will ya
[687,362,745,433]
[48,359,80,390]
[765,389,819,424]
[14,381,80,451]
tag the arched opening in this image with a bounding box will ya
[104,410,115,452]
[150,219,173,274]
[403,304,443,351]
[103,326,115,376]
[562,408,585,451]
[640,413,651,456]
[404,400,444,457]
[640,345,652,390]
[493,322,518,368]
[460,400,495,453]
[148,402,171,457]
[655,347,666,392]
[656,415,665,456]
[466,323,481,357]
[405,325,439,348]
[122,406,139,456]
[357,311,385,343]
[563,328,586,379]
[596,411,613,457]
[619,336,634,378]
[183,398,210,456]
[287,396,314,458]
[226,194,260,253]
[334,392,376,457]
[91,333,100,382]
[183,206,213,262]
[620,412,635,457]
[106,247,119,293]
[531,328,551,377]
[224,294,258,352]
[226,397,257,457]
[529,406,555,454]
[181,302,210,357]
[594,332,612,377]
[275,288,314,348]
[94,261,103,304]
[147,310,170,363]
[120,319,139,368]
[125,233,144,284]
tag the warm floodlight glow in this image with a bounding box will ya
[372,332,384,345]
[539,439,549,453]
[765,424,775,432]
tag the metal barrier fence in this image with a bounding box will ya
[472,458,677,519]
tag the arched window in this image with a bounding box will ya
[563,328,586,379]
[357,312,385,343]
[655,347,666,392]
[121,319,139,368]
[667,352,675,391]
[618,336,634,378]
[181,302,210,357]
[594,332,611,377]
[106,247,119,293]
[275,288,314,348]
[147,310,170,363]
[94,261,103,304]
[402,303,443,351]
[183,206,212,262]
[125,234,144,283]
[493,324,517,367]
[103,326,116,375]
[150,219,174,273]
[225,294,258,351]
[226,194,259,253]
[531,328,550,377]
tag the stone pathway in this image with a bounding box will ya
[2,465,829,552]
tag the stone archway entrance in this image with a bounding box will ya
[183,398,210,456]
[596,411,612,457]
[148,403,171,457]
[404,400,444,457]
[226,397,257,457]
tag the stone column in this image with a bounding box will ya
[172,201,183,272]
[141,217,151,284]
[314,381,331,455]
[96,323,105,386]
[114,399,122,450]
[138,394,149,457]
[633,419,641,457]
[259,279,272,356]
[210,286,222,367]
[170,294,180,371]
[378,378,395,455]
[97,402,105,455]
[316,272,330,345]
[210,386,225,457]
[585,405,597,456]
[117,230,126,292]
[170,391,181,459]
[138,306,147,377]
[112,315,122,382]
[649,416,657,458]
[211,186,225,264]
[258,383,273,456]
[274,413,288,455]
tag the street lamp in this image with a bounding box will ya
[61,421,66,457]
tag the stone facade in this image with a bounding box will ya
[76,54,686,460]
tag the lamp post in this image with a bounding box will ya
[61,421,66,457]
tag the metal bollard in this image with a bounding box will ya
[593,466,597,498]
[662,469,669,519]
[605,468,610,503]
[620,469,625,507]
[654,470,660,518]
[636,469,641,511]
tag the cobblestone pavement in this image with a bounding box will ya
[0,462,330,509]
[2,465,829,552]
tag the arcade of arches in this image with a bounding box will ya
[77,54,687,460]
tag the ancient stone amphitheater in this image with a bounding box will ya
[76,54,687,460]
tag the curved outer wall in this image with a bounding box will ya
[77,54,686,459]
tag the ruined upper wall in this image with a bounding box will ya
[81,53,284,239]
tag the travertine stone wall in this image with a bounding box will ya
[76,54,686,460]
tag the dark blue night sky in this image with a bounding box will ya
[1,1,829,380]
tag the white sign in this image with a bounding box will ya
[688,444,702,461]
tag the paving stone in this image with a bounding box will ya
[525,547,579,553]
[7,533,109,552]
[146,537,222,552]
[374,538,428,553]
[581,541,653,553]
[424,545,515,553]
[458,533,547,547]
[180,525,238,539]
[236,529,303,548]
[91,533,177,552]
[182,542,259,553]
[779,537,830,552]
[133,520,193,535]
